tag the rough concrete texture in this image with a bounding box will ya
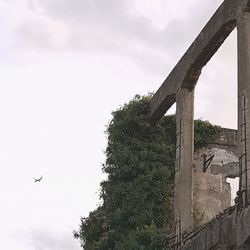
[180,206,250,250]
[209,128,237,154]
[193,147,239,227]
[237,10,250,205]
[147,0,250,245]
[174,88,194,232]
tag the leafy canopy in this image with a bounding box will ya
[74,95,221,249]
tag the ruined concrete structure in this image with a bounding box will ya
[193,128,239,227]
[148,0,250,248]
[180,206,250,249]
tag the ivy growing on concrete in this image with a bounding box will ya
[74,95,221,249]
[194,119,221,150]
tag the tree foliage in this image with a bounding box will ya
[74,95,221,249]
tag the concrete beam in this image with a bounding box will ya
[149,0,250,121]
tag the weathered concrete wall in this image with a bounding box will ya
[147,0,250,242]
[193,128,239,227]
[193,147,239,227]
[147,0,250,246]
[168,129,240,249]
[180,206,250,250]
[208,128,237,154]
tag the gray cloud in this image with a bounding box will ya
[15,18,53,50]
[3,0,236,124]
[10,0,225,74]
[6,0,236,83]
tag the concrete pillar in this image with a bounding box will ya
[237,10,250,205]
[175,87,194,234]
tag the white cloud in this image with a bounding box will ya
[0,0,238,249]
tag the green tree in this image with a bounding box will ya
[74,95,220,249]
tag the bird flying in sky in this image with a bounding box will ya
[33,176,43,182]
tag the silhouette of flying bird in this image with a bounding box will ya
[33,176,43,182]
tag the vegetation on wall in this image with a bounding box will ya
[74,95,221,249]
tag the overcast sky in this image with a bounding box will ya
[0,0,237,249]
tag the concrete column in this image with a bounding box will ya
[175,87,194,234]
[237,11,250,205]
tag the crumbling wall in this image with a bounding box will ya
[180,205,250,250]
[193,148,239,227]
[193,129,239,227]
[168,129,240,248]
[208,128,237,154]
